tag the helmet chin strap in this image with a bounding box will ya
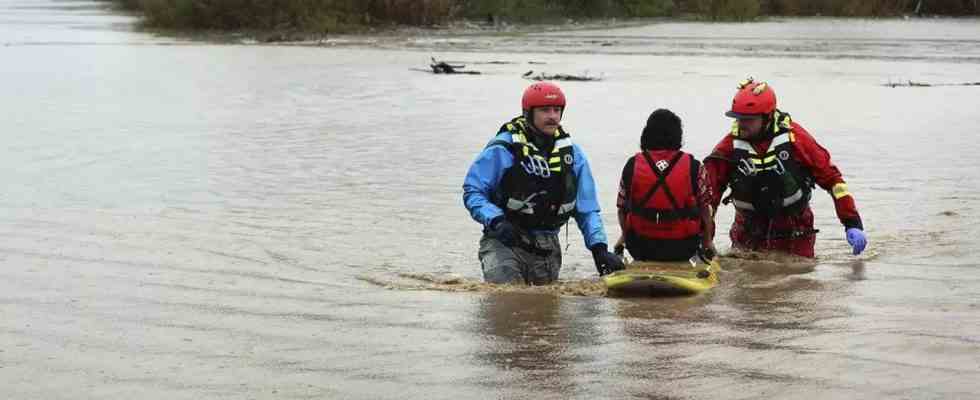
[762,113,777,137]
[522,109,559,152]
[522,109,543,135]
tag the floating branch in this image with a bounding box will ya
[427,57,481,75]
[522,70,603,82]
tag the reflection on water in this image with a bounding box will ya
[476,294,567,373]
[473,293,606,398]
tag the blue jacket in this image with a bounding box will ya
[463,131,608,249]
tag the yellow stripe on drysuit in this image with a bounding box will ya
[832,183,851,199]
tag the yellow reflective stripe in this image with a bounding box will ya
[549,157,561,163]
[751,158,765,165]
[781,113,793,129]
[763,155,776,163]
[832,183,851,199]
[550,167,561,172]
[522,146,529,157]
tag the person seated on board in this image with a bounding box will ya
[462,82,625,285]
[615,109,717,263]
[704,78,868,258]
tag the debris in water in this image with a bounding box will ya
[522,70,602,82]
[419,57,481,75]
[883,80,980,88]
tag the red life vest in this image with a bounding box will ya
[626,150,701,241]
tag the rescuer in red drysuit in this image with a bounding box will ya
[704,78,867,258]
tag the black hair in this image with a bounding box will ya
[640,109,682,151]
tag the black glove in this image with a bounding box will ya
[698,247,717,263]
[614,242,626,256]
[486,217,516,246]
[591,243,625,276]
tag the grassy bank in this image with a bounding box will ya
[108,0,979,35]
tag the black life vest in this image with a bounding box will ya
[490,116,577,230]
[728,112,814,217]
[626,150,701,241]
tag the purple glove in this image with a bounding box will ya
[846,228,867,255]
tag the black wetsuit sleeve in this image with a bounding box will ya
[617,156,635,210]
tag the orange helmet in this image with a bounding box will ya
[522,82,566,111]
[726,78,776,119]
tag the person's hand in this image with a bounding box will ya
[846,228,867,255]
[613,236,626,256]
[699,245,717,263]
[487,218,516,246]
[591,243,625,276]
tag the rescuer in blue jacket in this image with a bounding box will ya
[463,82,623,285]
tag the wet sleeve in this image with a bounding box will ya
[792,128,863,230]
[571,144,608,249]
[697,163,714,214]
[703,137,734,210]
[616,157,635,210]
[697,164,716,246]
[462,136,514,227]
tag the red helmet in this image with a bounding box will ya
[726,79,776,119]
[522,82,566,111]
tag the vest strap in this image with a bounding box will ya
[632,207,701,223]
[636,151,686,213]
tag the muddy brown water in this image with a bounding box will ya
[2,2,979,399]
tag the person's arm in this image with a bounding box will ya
[572,145,626,274]
[790,124,863,230]
[615,157,635,254]
[696,163,717,256]
[702,136,735,211]
[462,135,513,228]
[570,144,608,249]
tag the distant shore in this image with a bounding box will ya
[105,0,978,42]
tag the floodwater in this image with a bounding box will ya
[2,1,980,399]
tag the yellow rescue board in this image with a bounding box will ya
[603,257,721,296]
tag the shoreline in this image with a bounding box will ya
[128,17,687,44]
[127,15,980,45]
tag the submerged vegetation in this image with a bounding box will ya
[109,0,979,34]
